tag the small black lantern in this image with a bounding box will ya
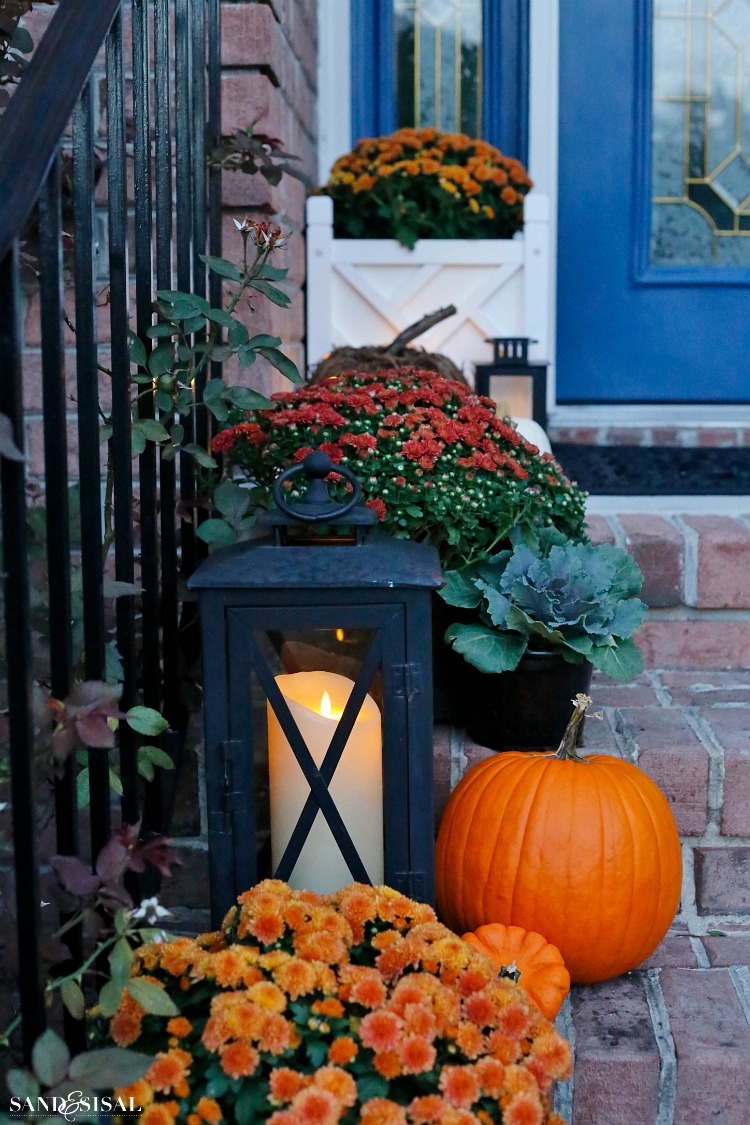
[474,337,549,431]
[188,452,442,926]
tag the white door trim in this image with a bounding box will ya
[316,0,352,184]
[528,0,560,410]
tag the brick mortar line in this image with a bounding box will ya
[677,843,700,933]
[667,515,695,607]
[553,996,575,1122]
[689,935,711,968]
[449,727,466,792]
[729,966,750,1031]
[645,607,750,620]
[609,706,640,763]
[604,513,627,550]
[643,969,677,1125]
[681,708,725,837]
[644,668,673,707]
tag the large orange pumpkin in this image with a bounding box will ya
[437,695,682,984]
[463,923,570,1020]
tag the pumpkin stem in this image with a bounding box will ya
[554,693,593,762]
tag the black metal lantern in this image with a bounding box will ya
[474,337,549,431]
[188,451,442,926]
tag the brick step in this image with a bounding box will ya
[586,513,750,668]
[556,945,750,1125]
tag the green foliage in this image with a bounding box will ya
[208,125,309,188]
[441,526,647,681]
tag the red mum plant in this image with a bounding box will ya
[212,369,586,570]
[102,881,571,1125]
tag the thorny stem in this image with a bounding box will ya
[554,693,594,762]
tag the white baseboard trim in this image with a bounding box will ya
[586,495,750,515]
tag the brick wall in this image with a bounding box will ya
[219,0,318,393]
[18,0,318,480]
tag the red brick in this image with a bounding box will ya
[651,427,681,445]
[637,931,699,969]
[618,707,709,835]
[694,848,750,914]
[722,749,750,836]
[432,725,453,829]
[570,976,660,1125]
[462,735,496,772]
[222,71,281,137]
[617,515,684,607]
[684,516,750,609]
[635,618,750,669]
[548,426,601,444]
[589,672,661,708]
[661,670,750,706]
[702,933,750,966]
[221,2,285,72]
[607,427,644,446]
[660,968,750,1124]
[584,514,615,545]
[697,427,740,447]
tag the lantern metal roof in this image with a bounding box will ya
[187,532,443,591]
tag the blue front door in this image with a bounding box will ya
[557,0,750,402]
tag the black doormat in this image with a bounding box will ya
[552,443,750,495]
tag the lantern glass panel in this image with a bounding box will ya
[487,373,534,419]
[227,606,405,898]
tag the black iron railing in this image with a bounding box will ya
[0,0,221,1060]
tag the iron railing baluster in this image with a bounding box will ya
[107,12,139,827]
[0,245,46,1059]
[175,0,196,582]
[132,0,162,718]
[72,83,110,859]
[154,0,181,731]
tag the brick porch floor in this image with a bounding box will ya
[435,668,750,1125]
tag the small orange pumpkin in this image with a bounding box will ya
[437,695,682,985]
[463,922,570,1020]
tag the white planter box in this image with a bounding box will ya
[305,193,552,408]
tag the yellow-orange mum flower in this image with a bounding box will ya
[313,1066,357,1108]
[116,1078,153,1109]
[289,1086,341,1125]
[275,957,317,1000]
[146,1052,190,1097]
[219,1041,259,1079]
[439,1065,481,1108]
[504,1091,543,1125]
[475,1056,506,1098]
[359,1010,403,1052]
[248,979,287,1012]
[110,990,145,1048]
[456,1020,486,1059]
[258,1011,293,1054]
[195,1097,222,1124]
[166,1017,192,1039]
[269,1067,308,1103]
[494,1002,531,1040]
[328,1036,358,1065]
[407,1094,445,1123]
[359,1098,408,1125]
[397,1035,436,1075]
[373,1051,401,1080]
[312,997,344,1019]
[139,1104,178,1125]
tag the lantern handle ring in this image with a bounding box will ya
[273,450,364,523]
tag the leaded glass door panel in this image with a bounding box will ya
[557,0,750,401]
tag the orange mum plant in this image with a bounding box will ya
[324,128,533,248]
[104,881,571,1125]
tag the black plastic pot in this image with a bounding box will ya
[432,593,473,725]
[465,649,594,751]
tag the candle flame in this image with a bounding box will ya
[335,628,345,642]
[320,691,343,720]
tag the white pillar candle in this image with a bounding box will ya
[267,670,383,893]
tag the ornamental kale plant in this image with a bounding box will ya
[210,370,586,570]
[440,526,647,681]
